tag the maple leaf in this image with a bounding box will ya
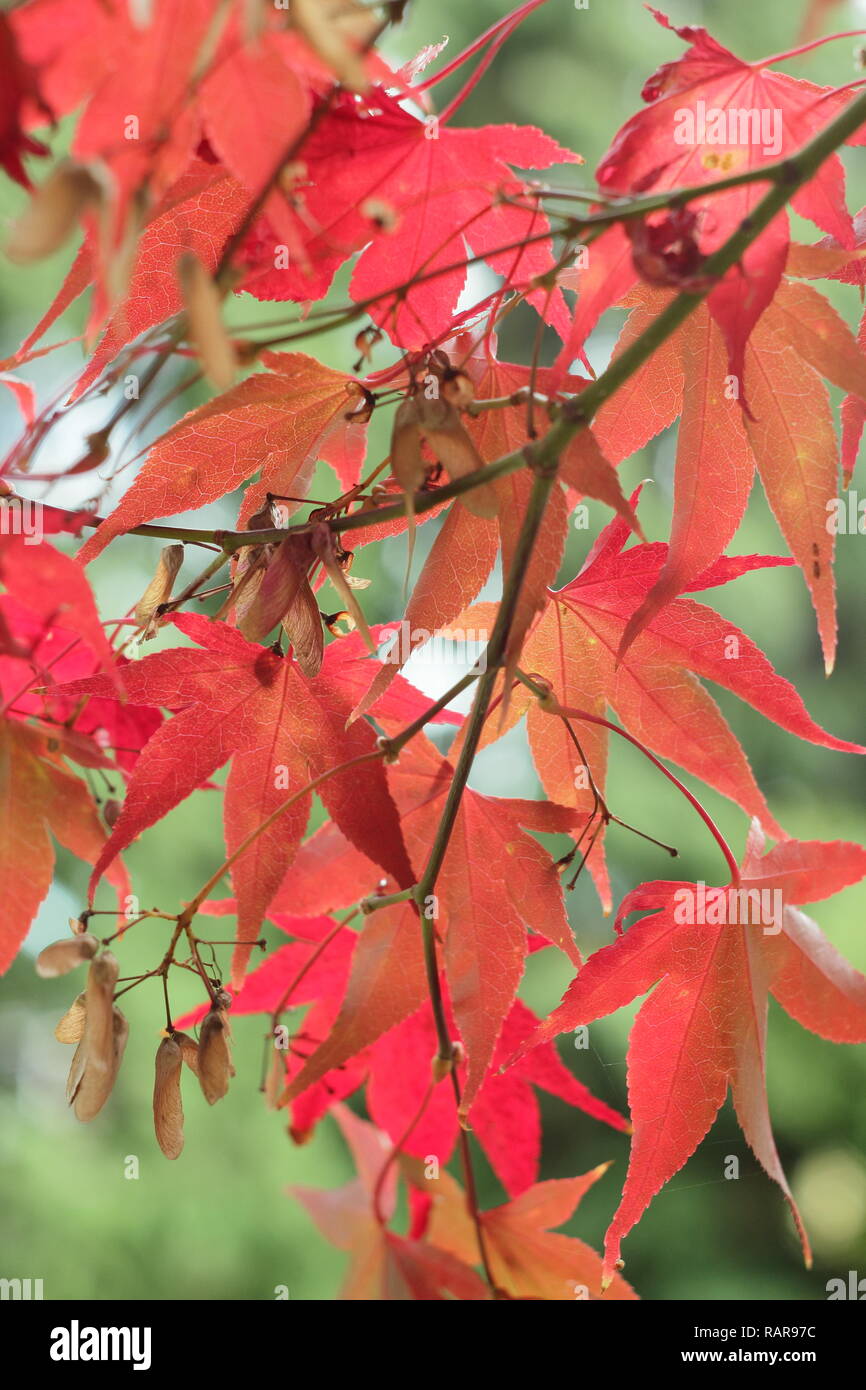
[78,351,369,563]
[51,614,414,985]
[593,286,866,671]
[0,13,49,188]
[555,10,866,391]
[453,500,863,910]
[419,1163,637,1300]
[353,331,638,720]
[11,0,122,126]
[0,534,119,685]
[236,87,580,347]
[179,911,627,1195]
[276,732,583,1114]
[511,821,866,1280]
[22,161,248,399]
[367,995,628,1196]
[0,720,128,974]
[0,597,160,773]
[71,0,214,236]
[292,1105,490,1300]
[198,34,310,230]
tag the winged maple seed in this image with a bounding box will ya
[6,0,866,1304]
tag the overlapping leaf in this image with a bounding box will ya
[51,614,415,984]
[511,822,866,1279]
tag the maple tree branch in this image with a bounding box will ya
[362,88,866,1257]
[83,84,866,559]
[269,916,350,1042]
[372,1078,436,1228]
[383,668,480,755]
[410,457,562,1091]
[359,885,415,913]
[451,1084,499,1293]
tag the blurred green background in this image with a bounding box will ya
[2,0,866,1301]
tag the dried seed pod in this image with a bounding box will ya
[102,798,122,830]
[133,543,184,638]
[66,1040,87,1105]
[82,952,119,1069]
[173,1031,200,1077]
[441,369,475,408]
[237,535,316,660]
[281,570,324,677]
[264,1051,285,1111]
[55,992,87,1044]
[36,933,99,978]
[310,523,374,654]
[5,160,103,263]
[198,1004,234,1105]
[391,397,426,497]
[178,250,237,390]
[153,1036,185,1160]
[416,397,498,520]
[72,1006,128,1122]
[244,494,279,533]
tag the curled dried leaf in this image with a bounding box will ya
[36,933,99,978]
[198,1005,234,1105]
[133,543,184,637]
[153,1036,185,1159]
[5,160,103,264]
[178,250,237,391]
[55,992,87,1045]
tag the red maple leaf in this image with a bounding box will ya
[78,351,370,562]
[555,10,866,391]
[419,1162,638,1300]
[51,613,415,984]
[178,915,627,1197]
[446,499,862,909]
[0,13,49,188]
[291,1104,490,1300]
[237,87,580,348]
[511,822,866,1280]
[592,288,866,670]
